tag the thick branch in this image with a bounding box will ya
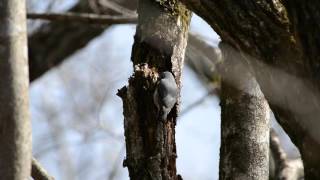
[181,1,320,178]
[185,33,221,90]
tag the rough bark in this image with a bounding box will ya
[117,0,191,179]
[219,42,270,180]
[0,0,32,179]
[180,0,320,178]
[28,0,137,81]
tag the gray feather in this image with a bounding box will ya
[153,71,178,121]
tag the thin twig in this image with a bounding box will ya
[32,157,54,180]
[27,12,137,24]
[98,0,137,16]
[88,0,102,14]
[180,89,217,117]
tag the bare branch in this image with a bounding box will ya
[32,158,54,180]
[270,129,304,180]
[270,129,288,174]
[98,0,137,16]
[186,33,222,90]
[27,12,137,24]
[180,89,217,117]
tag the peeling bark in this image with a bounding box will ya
[0,0,32,179]
[219,42,270,180]
[118,0,191,179]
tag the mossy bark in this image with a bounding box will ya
[0,0,31,179]
[181,0,320,178]
[118,0,191,180]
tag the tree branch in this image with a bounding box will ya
[180,90,217,117]
[270,130,304,180]
[32,158,54,180]
[27,12,137,24]
[28,0,138,82]
[98,0,137,16]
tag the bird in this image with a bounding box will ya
[153,71,178,121]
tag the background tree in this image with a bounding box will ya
[0,0,31,179]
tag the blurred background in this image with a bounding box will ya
[27,0,299,179]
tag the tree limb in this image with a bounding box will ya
[98,0,137,16]
[28,0,138,82]
[27,12,137,24]
[180,1,320,177]
[31,158,54,180]
[270,129,304,180]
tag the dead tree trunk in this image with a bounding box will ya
[117,0,191,179]
[0,0,32,179]
[219,42,270,179]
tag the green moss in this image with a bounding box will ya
[155,0,192,32]
[157,0,190,17]
[158,0,178,14]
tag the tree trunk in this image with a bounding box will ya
[180,0,320,178]
[0,0,32,179]
[117,0,191,179]
[219,42,270,180]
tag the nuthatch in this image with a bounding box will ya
[153,71,178,121]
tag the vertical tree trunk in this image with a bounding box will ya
[117,0,191,179]
[0,0,32,179]
[219,43,270,180]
